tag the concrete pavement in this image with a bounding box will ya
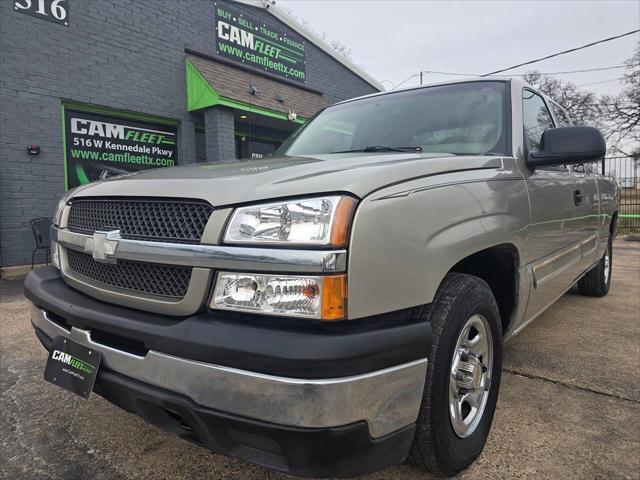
[1,240,638,479]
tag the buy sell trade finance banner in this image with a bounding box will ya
[64,109,178,189]
[214,1,306,83]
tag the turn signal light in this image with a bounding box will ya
[330,197,357,247]
[321,274,347,321]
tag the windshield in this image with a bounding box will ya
[279,81,508,157]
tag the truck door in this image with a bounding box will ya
[550,101,601,273]
[570,163,600,268]
[521,89,585,321]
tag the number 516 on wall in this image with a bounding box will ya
[14,0,69,26]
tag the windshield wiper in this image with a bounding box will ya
[332,145,422,154]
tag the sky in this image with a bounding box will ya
[278,0,640,95]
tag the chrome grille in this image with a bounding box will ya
[67,198,213,244]
[66,249,192,299]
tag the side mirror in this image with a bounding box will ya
[527,126,606,169]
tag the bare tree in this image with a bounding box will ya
[326,36,353,60]
[600,43,640,156]
[524,44,640,157]
[522,71,603,128]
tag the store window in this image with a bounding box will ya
[235,135,280,159]
[234,121,293,160]
[62,103,178,190]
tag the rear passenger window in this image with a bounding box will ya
[522,90,555,152]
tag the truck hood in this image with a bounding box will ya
[71,153,503,206]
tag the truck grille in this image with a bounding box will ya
[67,198,213,244]
[66,249,192,299]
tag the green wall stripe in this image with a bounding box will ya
[218,97,306,124]
[75,164,90,185]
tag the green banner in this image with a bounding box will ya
[63,109,178,189]
[215,1,306,83]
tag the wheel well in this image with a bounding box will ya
[449,244,519,334]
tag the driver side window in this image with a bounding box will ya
[522,89,555,151]
[522,89,566,171]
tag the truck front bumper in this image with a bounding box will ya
[26,267,431,477]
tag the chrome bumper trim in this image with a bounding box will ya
[31,306,427,438]
[52,226,346,274]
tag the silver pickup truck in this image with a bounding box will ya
[25,78,618,477]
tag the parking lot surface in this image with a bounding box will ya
[1,240,638,479]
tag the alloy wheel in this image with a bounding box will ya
[448,314,493,438]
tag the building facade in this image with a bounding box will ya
[0,0,380,269]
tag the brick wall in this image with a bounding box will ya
[204,107,236,161]
[0,0,378,267]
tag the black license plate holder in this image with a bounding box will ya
[44,336,101,399]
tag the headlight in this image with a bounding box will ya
[212,272,347,320]
[53,198,66,226]
[224,195,357,246]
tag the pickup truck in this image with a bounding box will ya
[25,78,618,477]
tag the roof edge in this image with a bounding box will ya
[232,0,383,91]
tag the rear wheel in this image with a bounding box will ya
[578,239,612,297]
[409,273,503,476]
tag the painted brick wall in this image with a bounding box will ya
[204,107,236,161]
[0,0,378,267]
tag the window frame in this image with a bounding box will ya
[521,87,569,172]
[278,80,512,157]
[550,101,572,127]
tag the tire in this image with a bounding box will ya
[408,273,503,477]
[578,239,612,297]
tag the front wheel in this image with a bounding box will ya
[409,273,503,477]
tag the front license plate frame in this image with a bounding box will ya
[44,336,101,399]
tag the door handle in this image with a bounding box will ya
[573,190,583,206]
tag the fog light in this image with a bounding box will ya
[212,272,346,320]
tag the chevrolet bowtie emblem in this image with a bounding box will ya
[85,230,120,264]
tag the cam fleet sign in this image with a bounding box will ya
[64,109,178,190]
[214,1,306,83]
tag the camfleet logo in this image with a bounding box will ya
[51,350,96,375]
[70,118,175,145]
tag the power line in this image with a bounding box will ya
[534,64,639,75]
[423,70,476,77]
[392,73,419,90]
[577,77,625,87]
[581,101,634,106]
[392,63,638,90]
[480,29,640,76]
[379,79,396,89]
[424,64,638,78]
